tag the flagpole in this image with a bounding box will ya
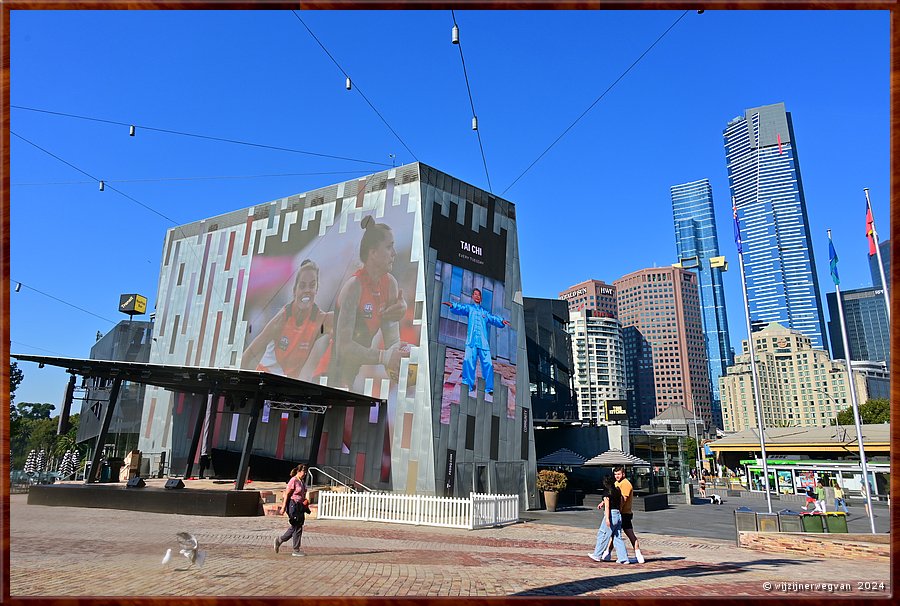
[828,229,876,534]
[734,194,773,514]
[864,188,890,323]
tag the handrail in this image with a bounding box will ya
[308,466,373,492]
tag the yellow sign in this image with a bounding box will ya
[135,295,147,314]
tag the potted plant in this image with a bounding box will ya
[537,470,568,512]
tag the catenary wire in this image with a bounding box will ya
[289,10,418,162]
[11,170,373,186]
[501,10,690,196]
[451,10,492,193]
[11,105,392,167]
[10,340,70,357]
[11,281,118,325]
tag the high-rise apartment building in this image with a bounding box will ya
[567,309,626,425]
[720,322,869,431]
[869,239,890,291]
[826,287,890,364]
[724,102,828,350]
[614,267,711,428]
[671,178,733,429]
[559,279,618,317]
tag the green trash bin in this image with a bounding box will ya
[800,512,825,532]
[824,512,848,533]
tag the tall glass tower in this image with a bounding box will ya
[723,102,828,350]
[671,178,733,429]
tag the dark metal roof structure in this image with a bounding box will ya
[11,353,383,409]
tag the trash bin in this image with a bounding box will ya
[800,512,825,532]
[734,506,757,545]
[778,509,803,532]
[823,512,848,533]
[99,462,112,483]
[107,457,125,483]
[756,511,780,532]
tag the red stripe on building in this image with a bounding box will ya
[208,311,224,366]
[225,230,236,271]
[194,262,217,366]
[144,397,157,438]
[242,215,254,256]
[197,233,213,296]
[317,431,329,463]
[211,396,225,446]
[355,453,366,485]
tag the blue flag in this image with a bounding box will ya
[829,235,840,286]
[733,203,742,254]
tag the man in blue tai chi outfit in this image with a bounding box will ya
[443,288,510,395]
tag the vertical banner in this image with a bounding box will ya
[521,408,530,460]
[445,449,457,497]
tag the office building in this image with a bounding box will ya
[724,102,828,350]
[559,279,618,317]
[719,322,869,431]
[567,309,626,425]
[671,178,733,429]
[614,267,711,428]
[523,297,577,423]
[826,287,890,364]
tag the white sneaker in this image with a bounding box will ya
[291,551,305,557]
[635,549,645,564]
[600,552,612,562]
[617,559,631,564]
[587,552,603,562]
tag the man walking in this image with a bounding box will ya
[613,465,644,564]
[443,288,510,396]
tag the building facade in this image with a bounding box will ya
[523,297,577,423]
[826,287,890,364]
[614,267,711,428]
[559,279,618,317]
[567,309,626,425]
[671,178,733,429]
[139,162,538,506]
[719,322,869,432]
[723,102,828,350]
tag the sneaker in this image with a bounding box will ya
[600,551,612,562]
[291,551,305,557]
[587,552,603,562]
[635,549,645,564]
[617,559,631,565]
[273,538,281,554]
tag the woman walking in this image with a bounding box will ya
[274,464,311,557]
[588,475,630,564]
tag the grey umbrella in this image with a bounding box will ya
[583,449,651,467]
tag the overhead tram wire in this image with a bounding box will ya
[11,105,392,168]
[289,10,418,162]
[500,10,690,197]
[10,281,118,325]
[12,169,374,187]
[451,11,492,194]
[10,132,232,314]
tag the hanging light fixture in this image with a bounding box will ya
[98,180,105,191]
[345,77,352,90]
[15,282,22,292]
[471,116,478,131]
[129,125,135,136]
[452,24,459,44]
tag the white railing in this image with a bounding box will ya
[318,491,519,530]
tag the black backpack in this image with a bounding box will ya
[806,486,816,498]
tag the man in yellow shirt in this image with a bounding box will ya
[614,465,645,564]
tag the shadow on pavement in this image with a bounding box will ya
[512,557,811,596]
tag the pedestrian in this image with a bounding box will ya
[587,475,630,564]
[611,465,645,563]
[833,481,849,514]
[698,475,707,498]
[274,464,311,557]
[802,484,817,511]
[814,479,827,513]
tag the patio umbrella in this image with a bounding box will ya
[583,449,651,467]
[537,448,587,468]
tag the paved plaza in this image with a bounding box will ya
[9,492,891,598]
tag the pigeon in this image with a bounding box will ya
[162,532,207,568]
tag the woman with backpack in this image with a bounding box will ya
[274,464,311,557]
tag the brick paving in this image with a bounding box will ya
[9,493,891,598]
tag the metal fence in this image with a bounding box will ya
[318,491,519,530]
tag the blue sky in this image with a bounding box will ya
[9,9,890,407]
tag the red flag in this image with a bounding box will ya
[777,133,783,154]
[866,202,877,255]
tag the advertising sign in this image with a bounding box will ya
[605,399,629,422]
[429,197,507,281]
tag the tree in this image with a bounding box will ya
[14,402,55,420]
[831,398,889,426]
[10,361,23,404]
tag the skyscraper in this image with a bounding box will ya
[869,239,891,291]
[724,102,828,350]
[567,309,626,425]
[826,287,890,364]
[671,178,733,429]
[614,267,711,428]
